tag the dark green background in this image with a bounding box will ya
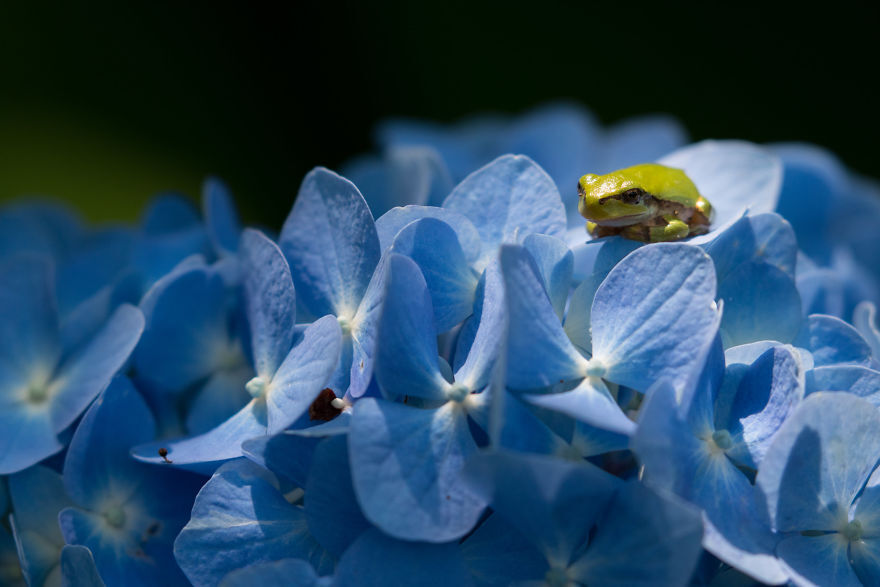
[1,2,876,227]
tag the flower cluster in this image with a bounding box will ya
[3,103,880,586]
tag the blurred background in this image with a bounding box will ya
[1,2,876,227]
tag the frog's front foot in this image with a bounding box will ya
[648,216,690,242]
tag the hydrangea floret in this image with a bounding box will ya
[2,103,880,586]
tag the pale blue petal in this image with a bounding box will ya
[455,259,506,392]
[718,261,801,348]
[375,205,482,263]
[50,304,144,433]
[854,301,880,360]
[850,538,880,586]
[391,218,479,332]
[241,229,296,379]
[854,466,880,535]
[349,399,484,542]
[522,234,573,321]
[374,255,449,401]
[131,401,267,475]
[348,253,389,398]
[202,177,241,255]
[563,273,602,355]
[777,534,861,587]
[267,315,341,434]
[8,465,71,586]
[185,368,253,435]
[0,402,62,475]
[592,243,719,392]
[500,245,588,390]
[240,433,320,489]
[63,377,154,509]
[0,254,59,375]
[523,377,635,437]
[333,528,474,587]
[443,154,566,266]
[495,392,572,457]
[133,267,230,393]
[568,482,703,587]
[219,558,330,587]
[700,516,789,585]
[723,346,805,469]
[141,193,201,234]
[757,393,880,532]
[462,451,618,567]
[748,213,798,278]
[173,460,331,587]
[60,545,105,587]
[279,167,380,319]
[460,513,547,586]
[304,436,370,557]
[794,314,872,367]
[806,365,880,404]
[659,140,782,230]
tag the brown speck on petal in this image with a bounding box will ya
[309,388,343,421]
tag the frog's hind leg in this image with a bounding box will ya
[648,215,690,242]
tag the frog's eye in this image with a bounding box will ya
[619,189,644,204]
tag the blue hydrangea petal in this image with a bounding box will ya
[748,213,798,278]
[219,558,330,587]
[0,201,82,261]
[390,218,479,332]
[592,243,719,392]
[700,517,789,585]
[202,177,241,255]
[776,534,861,587]
[722,346,805,469]
[757,393,880,532]
[463,452,619,567]
[0,254,59,375]
[563,274,601,356]
[60,544,105,587]
[55,229,135,317]
[495,392,572,457]
[50,304,144,433]
[0,403,62,475]
[304,436,371,557]
[460,513,547,586]
[133,226,212,286]
[348,253,390,398]
[241,433,320,489]
[134,267,230,393]
[141,193,201,235]
[854,466,880,535]
[500,245,589,390]
[62,377,153,508]
[280,167,380,319]
[132,400,266,475]
[567,481,703,587]
[349,398,484,542]
[524,378,635,437]
[8,465,71,586]
[185,368,253,435]
[659,140,782,230]
[718,261,801,348]
[853,302,880,361]
[806,365,880,404]
[522,234,573,321]
[334,527,474,587]
[241,229,296,379]
[443,155,566,265]
[266,315,341,434]
[455,259,506,392]
[794,314,873,367]
[374,255,449,402]
[174,459,332,587]
[375,205,482,263]
[850,538,880,586]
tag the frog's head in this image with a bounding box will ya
[577,173,657,227]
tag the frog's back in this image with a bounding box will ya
[623,163,701,207]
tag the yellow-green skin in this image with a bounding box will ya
[577,163,713,242]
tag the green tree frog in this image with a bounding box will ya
[577,163,713,242]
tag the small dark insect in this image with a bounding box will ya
[158,448,172,463]
[309,388,343,421]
